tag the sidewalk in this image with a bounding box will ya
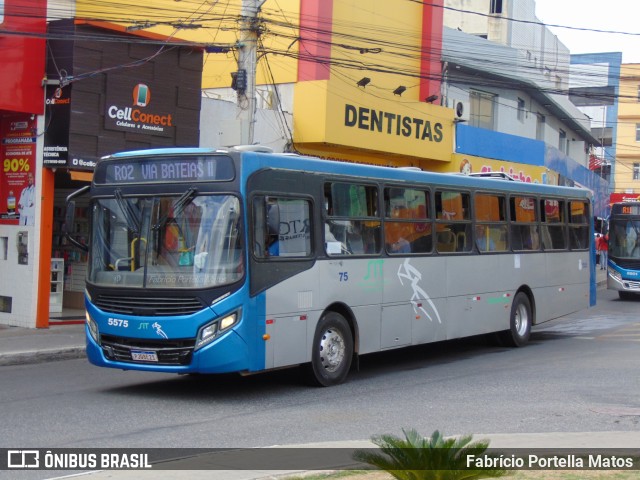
[0,322,85,366]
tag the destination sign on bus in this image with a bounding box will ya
[94,155,235,185]
[621,205,640,215]
[612,203,640,216]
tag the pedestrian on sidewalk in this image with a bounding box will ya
[599,233,608,270]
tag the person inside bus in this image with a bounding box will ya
[266,232,279,256]
[475,225,496,252]
[324,223,344,255]
[253,200,279,258]
[388,236,411,253]
[626,221,638,256]
[385,202,412,253]
[611,223,627,257]
[523,226,540,250]
[265,207,280,257]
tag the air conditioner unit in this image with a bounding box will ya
[451,99,470,121]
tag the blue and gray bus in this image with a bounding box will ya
[607,201,640,299]
[65,146,594,386]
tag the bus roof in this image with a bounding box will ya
[99,146,591,200]
[241,150,592,199]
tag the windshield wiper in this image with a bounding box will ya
[114,189,141,235]
[153,187,198,231]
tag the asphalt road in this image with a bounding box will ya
[1,289,639,479]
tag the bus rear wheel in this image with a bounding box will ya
[498,292,532,347]
[307,312,353,387]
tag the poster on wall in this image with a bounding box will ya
[43,83,71,167]
[0,115,37,226]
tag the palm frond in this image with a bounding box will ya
[353,428,508,480]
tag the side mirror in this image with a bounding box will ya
[64,186,90,253]
[62,200,76,235]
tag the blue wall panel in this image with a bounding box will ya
[456,124,545,166]
[455,124,609,217]
[546,145,610,217]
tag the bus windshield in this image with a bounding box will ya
[610,218,640,259]
[89,193,243,289]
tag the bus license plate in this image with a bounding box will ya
[131,350,159,362]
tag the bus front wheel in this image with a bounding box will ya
[498,292,532,347]
[619,291,638,300]
[307,312,353,387]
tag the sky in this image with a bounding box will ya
[534,0,640,64]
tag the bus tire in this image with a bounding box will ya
[307,312,353,387]
[619,291,637,300]
[498,292,532,347]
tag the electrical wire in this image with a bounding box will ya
[4,0,640,187]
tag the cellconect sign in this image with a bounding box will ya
[105,83,175,138]
[107,106,173,129]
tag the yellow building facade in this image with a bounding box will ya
[76,0,301,86]
[616,64,640,194]
[72,1,569,181]
[76,0,454,168]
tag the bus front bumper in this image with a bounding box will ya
[85,324,252,374]
[607,265,640,292]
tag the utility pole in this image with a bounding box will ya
[237,0,266,145]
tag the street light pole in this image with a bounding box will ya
[237,0,266,145]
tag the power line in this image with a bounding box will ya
[5,1,638,162]
[409,0,640,38]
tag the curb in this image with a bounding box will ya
[0,346,86,367]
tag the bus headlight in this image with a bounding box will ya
[195,321,218,350]
[86,311,99,343]
[195,312,239,351]
[219,312,238,331]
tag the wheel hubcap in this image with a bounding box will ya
[514,303,529,337]
[319,328,345,373]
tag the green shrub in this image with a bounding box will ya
[353,428,508,480]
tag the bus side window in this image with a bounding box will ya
[435,190,471,253]
[255,199,282,257]
[569,200,589,250]
[384,187,432,254]
[475,193,507,252]
[254,196,313,258]
[541,199,567,250]
[510,196,539,251]
[325,182,381,256]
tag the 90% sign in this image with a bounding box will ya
[3,158,30,173]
